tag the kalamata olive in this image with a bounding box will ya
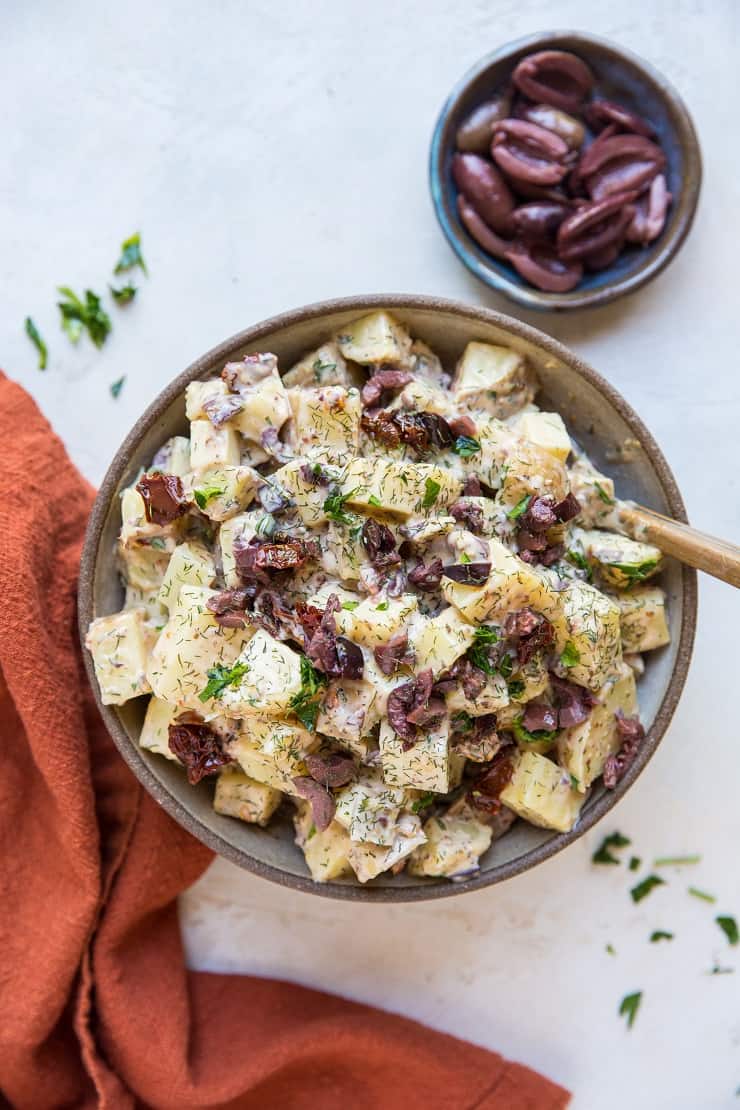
[626,174,672,244]
[491,119,569,186]
[557,192,637,260]
[512,50,594,114]
[519,103,586,150]
[578,133,665,201]
[586,99,656,138]
[456,91,512,154]
[504,177,569,203]
[511,201,570,241]
[505,242,583,292]
[583,242,623,271]
[457,195,511,260]
[451,152,515,234]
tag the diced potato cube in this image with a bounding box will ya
[499,750,584,832]
[446,671,510,717]
[229,718,319,793]
[86,608,156,705]
[213,767,282,826]
[218,510,264,586]
[559,579,622,691]
[454,341,537,418]
[189,419,241,471]
[117,486,176,591]
[315,679,379,756]
[408,339,448,388]
[335,311,412,367]
[218,630,303,718]
[408,814,493,878]
[150,435,192,477]
[341,459,461,518]
[306,583,360,610]
[567,456,616,527]
[336,593,418,647]
[188,465,260,521]
[347,814,426,883]
[282,342,350,388]
[360,650,407,716]
[138,695,179,759]
[185,379,229,420]
[515,411,571,464]
[230,370,292,444]
[157,541,216,614]
[379,718,451,793]
[289,386,361,467]
[321,520,367,581]
[387,379,451,417]
[617,586,670,653]
[334,769,405,846]
[400,515,457,546]
[579,530,663,589]
[557,663,638,791]
[270,459,342,527]
[294,803,354,882]
[410,607,475,676]
[500,438,569,505]
[441,536,563,628]
[124,582,166,624]
[147,586,253,713]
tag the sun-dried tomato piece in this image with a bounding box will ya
[136,473,191,526]
[168,722,233,785]
[468,748,515,814]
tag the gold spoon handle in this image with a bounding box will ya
[619,504,740,588]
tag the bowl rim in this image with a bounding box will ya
[78,293,697,901]
[429,29,703,311]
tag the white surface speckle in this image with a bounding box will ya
[2,2,739,1108]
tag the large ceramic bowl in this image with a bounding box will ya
[429,31,702,310]
[79,295,697,900]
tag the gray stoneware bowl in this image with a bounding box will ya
[429,31,702,310]
[79,295,697,900]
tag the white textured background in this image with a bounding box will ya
[2,3,739,1107]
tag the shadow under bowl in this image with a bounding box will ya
[429,30,702,310]
[79,294,697,900]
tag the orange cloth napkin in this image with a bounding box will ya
[0,375,570,1110]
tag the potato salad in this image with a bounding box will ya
[85,311,670,884]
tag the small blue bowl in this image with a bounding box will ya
[429,30,702,311]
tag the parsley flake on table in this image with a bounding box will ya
[606,943,616,956]
[629,856,641,872]
[688,887,716,904]
[422,477,441,509]
[630,875,666,903]
[110,282,137,304]
[57,287,112,348]
[110,376,126,399]
[114,231,148,276]
[716,916,739,946]
[199,661,249,702]
[649,930,674,943]
[592,831,631,865]
[654,855,701,867]
[24,316,47,369]
[619,991,642,1029]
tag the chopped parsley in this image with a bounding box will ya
[650,930,674,943]
[511,717,557,746]
[619,991,642,1030]
[110,282,137,304]
[452,711,474,734]
[592,831,631,865]
[411,792,436,814]
[199,661,249,702]
[606,943,616,956]
[707,964,734,976]
[609,559,659,584]
[313,358,336,380]
[629,856,641,872]
[57,287,112,348]
[452,435,481,458]
[24,316,47,369]
[688,887,716,904]
[560,641,580,668]
[422,477,441,509]
[323,488,357,525]
[716,916,739,946]
[306,823,317,840]
[193,484,225,509]
[460,552,472,564]
[468,625,499,675]
[654,855,701,867]
[342,600,359,611]
[114,231,148,276]
[595,481,615,505]
[288,656,327,732]
[498,652,514,680]
[630,875,666,903]
[110,376,126,399]
[507,679,525,698]
[367,494,382,507]
[569,773,580,789]
[375,601,389,611]
[507,493,532,521]
[566,549,592,580]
